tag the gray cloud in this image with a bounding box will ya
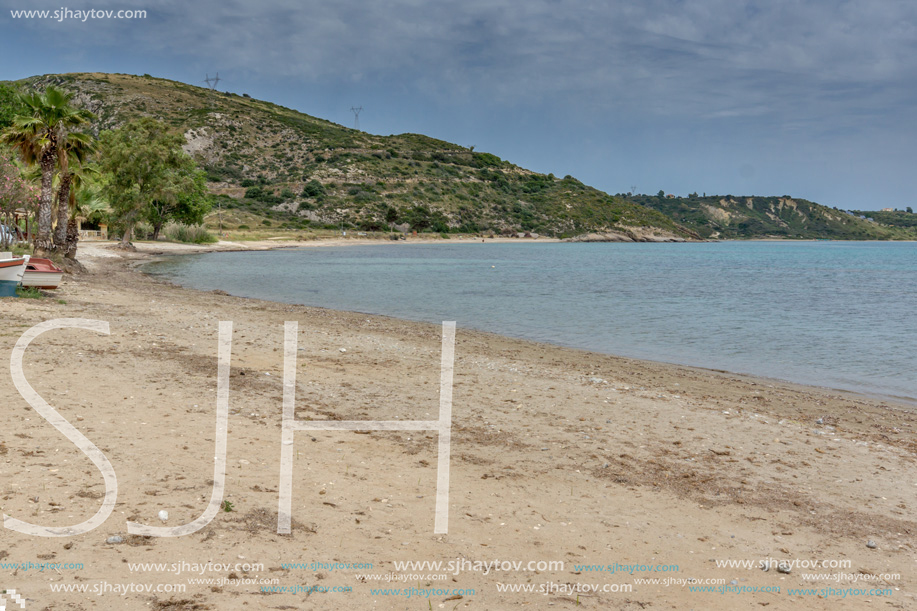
[4,0,915,206]
[6,0,916,118]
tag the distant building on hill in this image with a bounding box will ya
[880,207,895,212]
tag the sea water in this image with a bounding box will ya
[146,241,917,401]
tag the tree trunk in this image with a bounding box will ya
[35,148,56,255]
[65,217,80,260]
[54,172,72,249]
[151,220,163,241]
[121,224,133,245]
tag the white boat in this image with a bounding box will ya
[21,258,64,289]
[0,253,29,297]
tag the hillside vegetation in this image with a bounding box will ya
[848,209,917,230]
[638,193,917,240]
[9,73,693,239]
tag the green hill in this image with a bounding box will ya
[848,209,917,230]
[637,193,917,240]
[6,72,695,239]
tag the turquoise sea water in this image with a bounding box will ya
[146,241,917,401]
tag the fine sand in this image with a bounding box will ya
[0,240,914,610]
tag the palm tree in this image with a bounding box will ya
[54,130,95,253]
[1,86,94,254]
[64,163,103,260]
[23,159,103,261]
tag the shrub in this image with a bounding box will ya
[207,164,243,182]
[133,221,154,240]
[473,152,501,167]
[237,224,250,230]
[301,180,325,198]
[16,286,43,299]
[358,219,386,232]
[161,222,218,244]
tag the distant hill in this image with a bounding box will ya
[637,194,917,240]
[849,209,917,231]
[4,73,695,240]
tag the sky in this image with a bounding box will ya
[2,0,916,210]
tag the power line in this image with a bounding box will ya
[350,106,362,131]
[203,72,221,90]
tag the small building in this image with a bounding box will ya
[76,216,108,241]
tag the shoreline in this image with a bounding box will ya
[16,243,917,449]
[1,243,914,609]
[119,239,917,407]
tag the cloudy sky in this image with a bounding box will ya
[2,0,915,209]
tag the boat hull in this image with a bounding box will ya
[0,256,28,297]
[21,258,63,289]
[21,271,63,289]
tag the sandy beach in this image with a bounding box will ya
[0,241,914,610]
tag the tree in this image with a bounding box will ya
[1,86,94,254]
[0,149,39,248]
[63,163,104,259]
[144,160,209,240]
[384,205,399,224]
[99,118,207,245]
[0,83,26,129]
[54,130,95,253]
[908,207,913,214]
